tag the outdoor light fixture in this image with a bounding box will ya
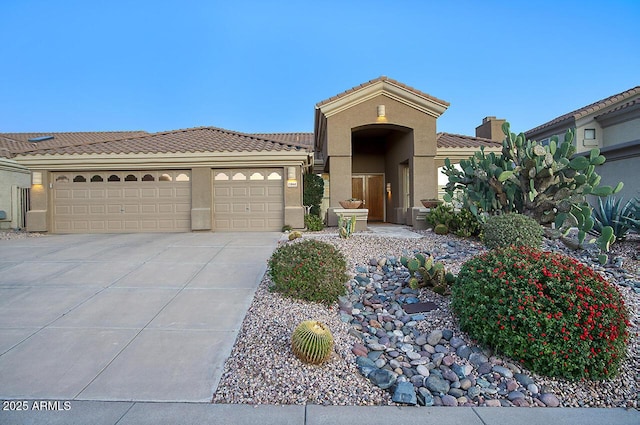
[287,166,298,188]
[376,105,387,122]
[386,182,391,194]
[32,171,42,185]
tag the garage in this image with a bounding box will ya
[213,168,283,231]
[52,170,191,233]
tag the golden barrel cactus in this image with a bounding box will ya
[291,320,334,364]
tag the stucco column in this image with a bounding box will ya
[410,155,438,227]
[27,171,49,232]
[284,165,304,229]
[327,156,352,226]
[190,167,212,230]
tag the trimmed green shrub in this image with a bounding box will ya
[452,246,630,380]
[304,214,324,231]
[425,204,455,228]
[268,239,347,305]
[482,213,542,249]
[434,223,449,235]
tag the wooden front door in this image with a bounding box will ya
[352,174,384,221]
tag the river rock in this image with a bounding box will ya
[392,381,417,405]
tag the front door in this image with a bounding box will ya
[352,174,384,221]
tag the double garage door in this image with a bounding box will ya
[52,170,191,233]
[51,168,284,233]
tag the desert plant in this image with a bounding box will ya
[282,224,293,232]
[452,246,630,380]
[288,230,303,241]
[626,197,640,233]
[304,214,324,231]
[434,223,449,235]
[425,204,455,228]
[291,320,334,364]
[449,208,483,238]
[401,253,451,294]
[591,196,637,241]
[303,174,325,216]
[338,214,356,239]
[482,213,543,249]
[442,122,623,263]
[268,239,348,305]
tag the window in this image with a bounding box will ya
[108,174,121,182]
[125,174,137,181]
[584,128,596,140]
[249,172,264,180]
[176,173,190,182]
[232,172,246,181]
[55,175,69,183]
[267,172,282,180]
[214,172,229,181]
[73,175,86,182]
[91,175,104,182]
[142,174,155,181]
[159,173,172,181]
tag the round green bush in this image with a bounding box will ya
[482,213,543,249]
[434,223,449,235]
[452,246,630,380]
[268,239,347,305]
[304,214,324,231]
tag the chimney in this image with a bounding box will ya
[475,116,506,142]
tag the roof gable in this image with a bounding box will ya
[526,86,640,136]
[316,76,450,119]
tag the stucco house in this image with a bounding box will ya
[0,76,500,234]
[525,86,640,200]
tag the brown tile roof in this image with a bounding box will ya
[526,86,640,135]
[0,131,148,158]
[14,127,311,156]
[316,76,450,108]
[437,133,502,149]
[595,97,639,120]
[251,132,314,148]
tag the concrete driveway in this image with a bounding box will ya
[0,232,279,402]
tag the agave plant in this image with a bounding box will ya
[590,196,637,242]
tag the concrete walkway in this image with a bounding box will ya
[1,232,638,424]
[0,232,279,403]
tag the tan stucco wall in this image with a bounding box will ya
[27,171,48,232]
[602,118,640,148]
[284,165,304,229]
[0,158,31,230]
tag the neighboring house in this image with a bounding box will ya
[1,76,499,234]
[525,86,640,201]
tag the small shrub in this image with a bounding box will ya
[452,246,629,380]
[449,208,483,238]
[426,204,455,228]
[304,214,324,231]
[482,213,542,249]
[282,224,293,232]
[268,239,348,305]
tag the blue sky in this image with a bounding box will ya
[1,0,638,137]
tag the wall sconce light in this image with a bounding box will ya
[32,171,42,185]
[287,166,298,188]
[376,105,387,123]
[386,182,391,194]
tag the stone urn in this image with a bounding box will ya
[420,199,442,208]
[339,199,362,209]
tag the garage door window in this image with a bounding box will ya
[125,174,137,181]
[73,175,86,182]
[91,175,103,182]
[142,174,154,181]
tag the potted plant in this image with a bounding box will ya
[339,198,362,209]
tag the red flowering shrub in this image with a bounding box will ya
[452,246,630,380]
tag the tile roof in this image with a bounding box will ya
[14,127,311,156]
[0,131,148,158]
[251,132,314,148]
[436,133,502,149]
[316,76,450,108]
[526,86,640,135]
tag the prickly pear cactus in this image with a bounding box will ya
[291,320,334,364]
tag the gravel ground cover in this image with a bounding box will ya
[213,229,639,408]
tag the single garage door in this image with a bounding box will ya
[52,170,191,233]
[213,168,283,231]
